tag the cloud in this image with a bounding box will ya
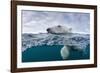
[22,10,90,34]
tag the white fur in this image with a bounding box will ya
[47,25,72,34]
[60,46,70,59]
[61,45,83,59]
[47,25,83,59]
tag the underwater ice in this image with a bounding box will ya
[22,33,90,52]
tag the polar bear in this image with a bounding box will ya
[46,25,83,60]
[47,25,72,34]
[60,46,70,59]
[60,45,84,59]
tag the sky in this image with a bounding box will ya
[21,10,90,34]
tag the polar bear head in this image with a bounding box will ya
[46,25,72,34]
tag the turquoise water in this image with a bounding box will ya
[22,33,90,62]
[22,44,90,62]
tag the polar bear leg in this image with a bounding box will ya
[60,46,70,60]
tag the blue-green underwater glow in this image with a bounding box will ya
[22,33,90,62]
[22,45,63,62]
[22,45,90,62]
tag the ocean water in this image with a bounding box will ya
[22,33,90,62]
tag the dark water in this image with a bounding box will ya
[22,44,90,62]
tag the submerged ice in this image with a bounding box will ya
[22,33,90,52]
